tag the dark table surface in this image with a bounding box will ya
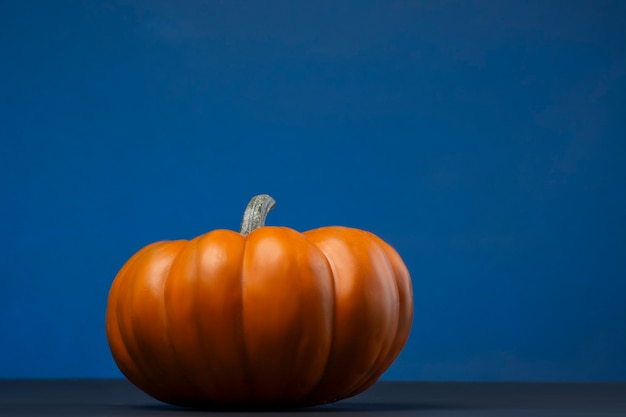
[1,379,625,416]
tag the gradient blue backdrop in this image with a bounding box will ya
[1,1,625,381]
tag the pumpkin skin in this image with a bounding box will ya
[105,196,413,408]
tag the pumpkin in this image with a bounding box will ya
[105,194,413,408]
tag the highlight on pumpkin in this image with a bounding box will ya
[105,194,413,408]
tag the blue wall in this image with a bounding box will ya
[1,1,625,381]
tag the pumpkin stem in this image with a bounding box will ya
[240,194,276,236]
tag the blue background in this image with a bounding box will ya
[1,1,625,381]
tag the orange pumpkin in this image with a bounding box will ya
[106,194,413,408]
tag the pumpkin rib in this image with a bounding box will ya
[300,227,358,403]
[325,229,400,402]
[165,230,253,406]
[161,239,215,404]
[112,250,156,396]
[369,234,414,365]
[347,234,413,396]
[300,227,406,404]
[190,235,225,402]
[296,231,338,405]
[241,228,293,402]
[208,230,254,405]
[285,230,307,401]
[106,253,157,399]
[116,242,187,404]
[143,241,200,404]
[300,227,372,403]
[116,245,158,384]
[284,228,336,404]
[338,236,402,399]
[189,235,222,398]
[239,227,335,405]
[283,229,305,397]
[128,240,194,405]
[238,233,255,404]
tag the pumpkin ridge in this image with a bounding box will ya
[347,233,413,397]
[370,234,413,345]
[338,235,401,399]
[116,245,160,383]
[190,235,223,402]
[322,226,380,401]
[108,249,158,399]
[160,239,210,404]
[241,227,293,403]
[286,229,336,404]
[110,245,145,369]
[300,226,405,404]
[117,242,184,402]
[239,233,255,404]
[297,231,338,405]
[286,230,304,396]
